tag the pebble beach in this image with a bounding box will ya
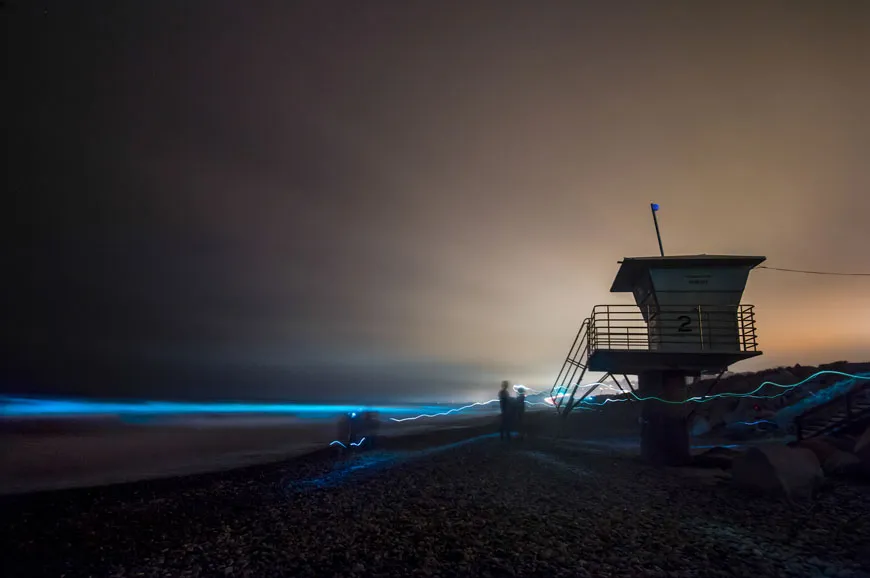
[3,429,869,578]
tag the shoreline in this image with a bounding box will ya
[0,415,503,497]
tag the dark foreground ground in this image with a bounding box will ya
[3,430,870,578]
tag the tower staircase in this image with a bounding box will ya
[549,318,632,416]
[550,318,591,415]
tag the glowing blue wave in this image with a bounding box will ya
[0,397,443,418]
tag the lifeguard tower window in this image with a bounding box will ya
[586,255,764,374]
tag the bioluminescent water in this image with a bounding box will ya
[0,397,455,419]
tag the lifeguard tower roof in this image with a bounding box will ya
[610,254,766,293]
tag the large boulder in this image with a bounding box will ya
[732,446,823,500]
[797,438,839,465]
[798,438,865,477]
[693,446,740,469]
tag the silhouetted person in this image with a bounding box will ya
[499,380,513,441]
[515,387,526,440]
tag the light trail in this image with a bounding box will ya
[571,370,870,407]
[393,370,870,422]
[388,399,500,422]
[329,437,367,449]
[329,370,869,450]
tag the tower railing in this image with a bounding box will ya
[587,304,759,355]
[551,304,759,416]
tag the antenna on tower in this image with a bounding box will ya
[650,203,664,257]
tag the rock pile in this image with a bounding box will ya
[798,437,865,478]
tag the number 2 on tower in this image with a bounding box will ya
[677,315,692,332]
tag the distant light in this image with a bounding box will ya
[651,203,660,211]
[351,412,357,418]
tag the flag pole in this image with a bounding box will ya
[650,203,664,257]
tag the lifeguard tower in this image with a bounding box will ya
[550,253,764,465]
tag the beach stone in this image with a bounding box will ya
[732,446,823,499]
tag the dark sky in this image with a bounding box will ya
[5,1,870,402]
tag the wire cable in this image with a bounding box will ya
[757,265,870,277]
